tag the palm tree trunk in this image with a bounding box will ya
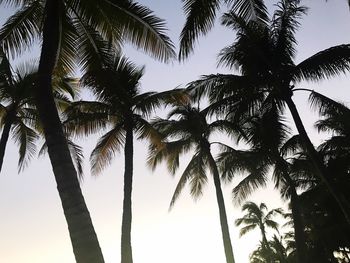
[207,149,235,263]
[285,97,350,225]
[276,156,308,263]
[121,123,134,263]
[35,0,104,262]
[260,225,270,250]
[260,225,274,263]
[289,189,308,263]
[0,109,15,172]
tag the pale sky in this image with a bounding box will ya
[1,1,350,263]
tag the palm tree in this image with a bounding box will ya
[250,234,297,263]
[179,0,269,59]
[217,105,310,262]
[0,49,77,173]
[148,104,236,263]
[186,0,350,224]
[0,51,38,172]
[64,54,185,263]
[0,1,175,261]
[235,201,282,252]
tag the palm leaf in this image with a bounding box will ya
[104,0,175,62]
[169,150,207,208]
[11,119,38,172]
[0,1,43,58]
[231,0,269,23]
[232,165,269,205]
[90,124,125,175]
[294,44,350,82]
[179,0,221,60]
[239,223,257,237]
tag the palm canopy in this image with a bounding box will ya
[148,104,239,206]
[179,0,269,60]
[0,0,176,74]
[235,201,282,238]
[0,52,38,170]
[64,54,186,174]
[0,49,76,171]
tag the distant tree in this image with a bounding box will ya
[148,104,236,263]
[235,201,282,254]
[64,54,185,263]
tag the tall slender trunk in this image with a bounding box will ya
[290,189,308,263]
[260,224,274,263]
[285,97,350,225]
[260,225,270,250]
[121,122,134,263]
[35,0,104,262]
[206,148,235,263]
[276,157,308,263]
[0,108,15,172]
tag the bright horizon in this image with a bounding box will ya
[1,1,350,262]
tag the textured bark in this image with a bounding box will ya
[121,123,134,263]
[0,109,15,172]
[36,0,104,262]
[285,97,350,225]
[207,148,235,263]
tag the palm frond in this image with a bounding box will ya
[147,138,192,175]
[169,150,207,208]
[279,134,302,158]
[73,16,113,72]
[134,89,189,118]
[66,138,84,180]
[54,10,79,75]
[239,223,257,237]
[231,0,269,23]
[134,117,163,148]
[179,0,221,60]
[90,124,125,175]
[271,0,307,62]
[0,1,43,58]
[232,165,269,205]
[294,44,350,82]
[63,101,112,137]
[11,120,38,172]
[309,90,350,118]
[104,0,175,62]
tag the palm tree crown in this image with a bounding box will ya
[148,104,236,263]
[235,201,282,246]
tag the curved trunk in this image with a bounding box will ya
[207,148,235,263]
[0,109,15,172]
[285,97,350,225]
[35,1,104,262]
[121,123,134,263]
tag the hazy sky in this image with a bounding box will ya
[1,1,350,263]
